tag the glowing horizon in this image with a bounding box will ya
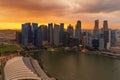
[0,22,94,30]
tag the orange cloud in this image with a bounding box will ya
[0,0,120,30]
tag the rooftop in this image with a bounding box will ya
[4,56,41,80]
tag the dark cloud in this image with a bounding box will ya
[1,0,120,15]
[74,0,120,13]
[0,0,67,10]
[0,0,120,18]
[0,0,68,16]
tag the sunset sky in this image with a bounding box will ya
[0,0,120,30]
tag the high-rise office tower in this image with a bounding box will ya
[36,27,42,48]
[53,24,60,46]
[107,30,111,49]
[48,23,53,45]
[115,30,120,46]
[40,25,48,41]
[103,20,109,49]
[75,20,82,43]
[63,31,70,46]
[59,23,64,44]
[27,23,33,43]
[99,29,104,50]
[21,23,28,48]
[22,23,32,48]
[82,32,87,48]
[32,23,38,46]
[88,32,93,47]
[103,20,108,31]
[93,20,99,39]
[110,30,116,47]
[67,24,73,38]
[83,31,92,47]
[99,38,104,50]
[92,39,99,50]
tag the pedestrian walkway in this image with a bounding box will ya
[30,58,52,80]
[4,56,41,80]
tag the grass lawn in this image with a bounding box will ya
[0,44,20,54]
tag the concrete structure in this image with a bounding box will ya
[92,39,99,49]
[32,23,38,46]
[59,23,64,44]
[68,38,79,47]
[111,30,116,47]
[63,31,70,46]
[48,23,54,45]
[22,23,33,48]
[103,20,108,31]
[36,27,43,48]
[82,36,87,48]
[93,20,99,39]
[82,31,92,47]
[99,38,105,50]
[107,30,111,49]
[53,24,60,46]
[87,32,93,47]
[115,30,120,46]
[99,29,105,50]
[103,20,109,49]
[75,20,82,43]
[67,24,74,38]
[4,57,41,80]
[40,25,48,41]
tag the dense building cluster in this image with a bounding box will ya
[16,21,81,48]
[16,20,120,50]
[92,20,120,50]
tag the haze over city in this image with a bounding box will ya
[1,0,120,80]
[0,0,120,30]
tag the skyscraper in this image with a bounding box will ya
[111,30,116,47]
[67,24,73,38]
[115,30,120,46]
[36,27,43,48]
[107,30,111,49]
[63,31,70,46]
[93,20,99,39]
[92,39,99,50]
[40,25,48,41]
[22,23,32,48]
[103,20,109,49]
[99,38,104,50]
[32,23,38,46]
[59,23,64,44]
[75,20,82,43]
[48,23,53,45]
[99,29,105,50]
[53,24,60,46]
[103,20,108,31]
[83,31,92,47]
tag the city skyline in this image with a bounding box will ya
[0,0,120,29]
[18,20,120,49]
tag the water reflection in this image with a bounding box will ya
[34,52,120,80]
